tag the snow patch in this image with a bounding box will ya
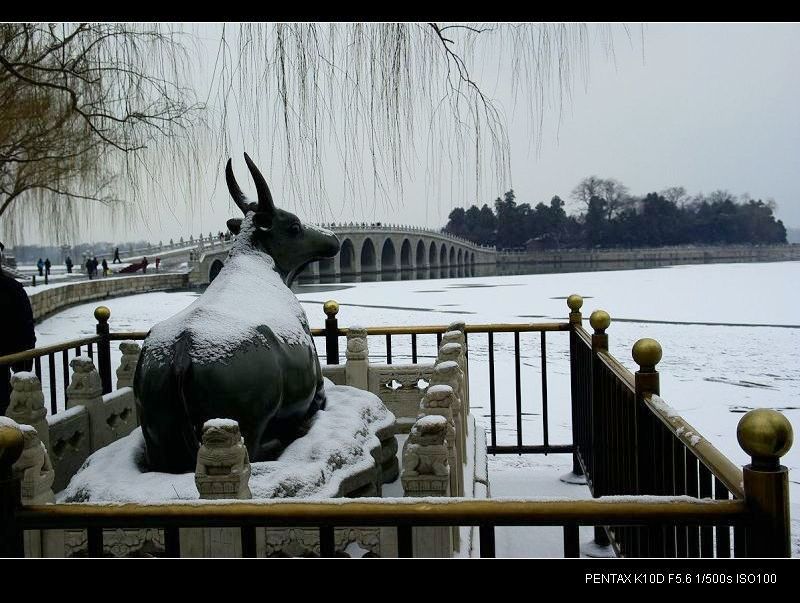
[59,380,395,503]
[204,418,240,429]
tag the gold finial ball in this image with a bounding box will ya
[0,421,25,474]
[589,310,611,332]
[323,300,339,318]
[94,306,111,322]
[566,294,583,312]
[632,338,662,368]
[737,409,793,461]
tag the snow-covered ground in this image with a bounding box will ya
[34,260,800,556]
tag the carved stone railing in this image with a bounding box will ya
[4,342,142,493]
[7,328,489,557]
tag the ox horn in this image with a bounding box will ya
[243,152,275,214]
[225,158,254,215]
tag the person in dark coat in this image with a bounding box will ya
[86,257,94,279]
[36,258,44,276]
[101,258,109,277]
[65,256,73,273]
[44,258,51,276]
[0,242,36,415]
[142,256,149,274]
[113,247,121,264]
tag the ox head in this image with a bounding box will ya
[225,153,340,286]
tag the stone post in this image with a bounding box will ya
[13,425,55,505]
[446,322,469,412]
[116,341,141,390]
[401,415,452,557]
[66,357,105,451]
[437,341,467,416]
[420,384,462,497]
[5,372,49,451]
[195,419,252,500]
[429,360,466,462]
[190,419,252,557]
[345,326,369,390]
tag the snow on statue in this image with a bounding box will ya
[134,153,340,473]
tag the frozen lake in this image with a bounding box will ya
[35,260,800,556]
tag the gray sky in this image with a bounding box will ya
[27,23,800,245]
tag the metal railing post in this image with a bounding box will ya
[589,310,611,547]
[95,306,113,394]
[323,300,340,365]
[0,420,24,557]
[633,337,662,557]
[737,409,793,557]
[567,294,584,478]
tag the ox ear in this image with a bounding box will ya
[226,218,242,235]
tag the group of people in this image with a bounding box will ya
[85,256,110,279]
[35,258,51,277]
[27,244,170,284]
[138,257,161,273]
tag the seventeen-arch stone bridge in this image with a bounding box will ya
[190,224,497,286]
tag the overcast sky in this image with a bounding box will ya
[25,22,800,246]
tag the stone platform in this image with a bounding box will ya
[60,379,397,504]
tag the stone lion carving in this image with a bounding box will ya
[345,326,368,361]
[116,341,141,389]
[7,372,49,446]
[402,415,449,477]
[66,357,102,405]
[13,424,55,504]
[195,419,252,499]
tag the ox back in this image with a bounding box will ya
[134,324,326,473]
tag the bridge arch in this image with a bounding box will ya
[340,239,355,273]
[429,241,438,267]
[449,246,456,266]
[416,240,426,268]
[381,238,397,271]
[457,248,463,266]
[209,259,224,283]
[361,238,377,272]
[439,243,448,267]
[400,238,413,269]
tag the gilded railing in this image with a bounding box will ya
[563,295,782,558]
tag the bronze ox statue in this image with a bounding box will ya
[134,154,340,473]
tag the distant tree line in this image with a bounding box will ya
[443,177,787,250]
